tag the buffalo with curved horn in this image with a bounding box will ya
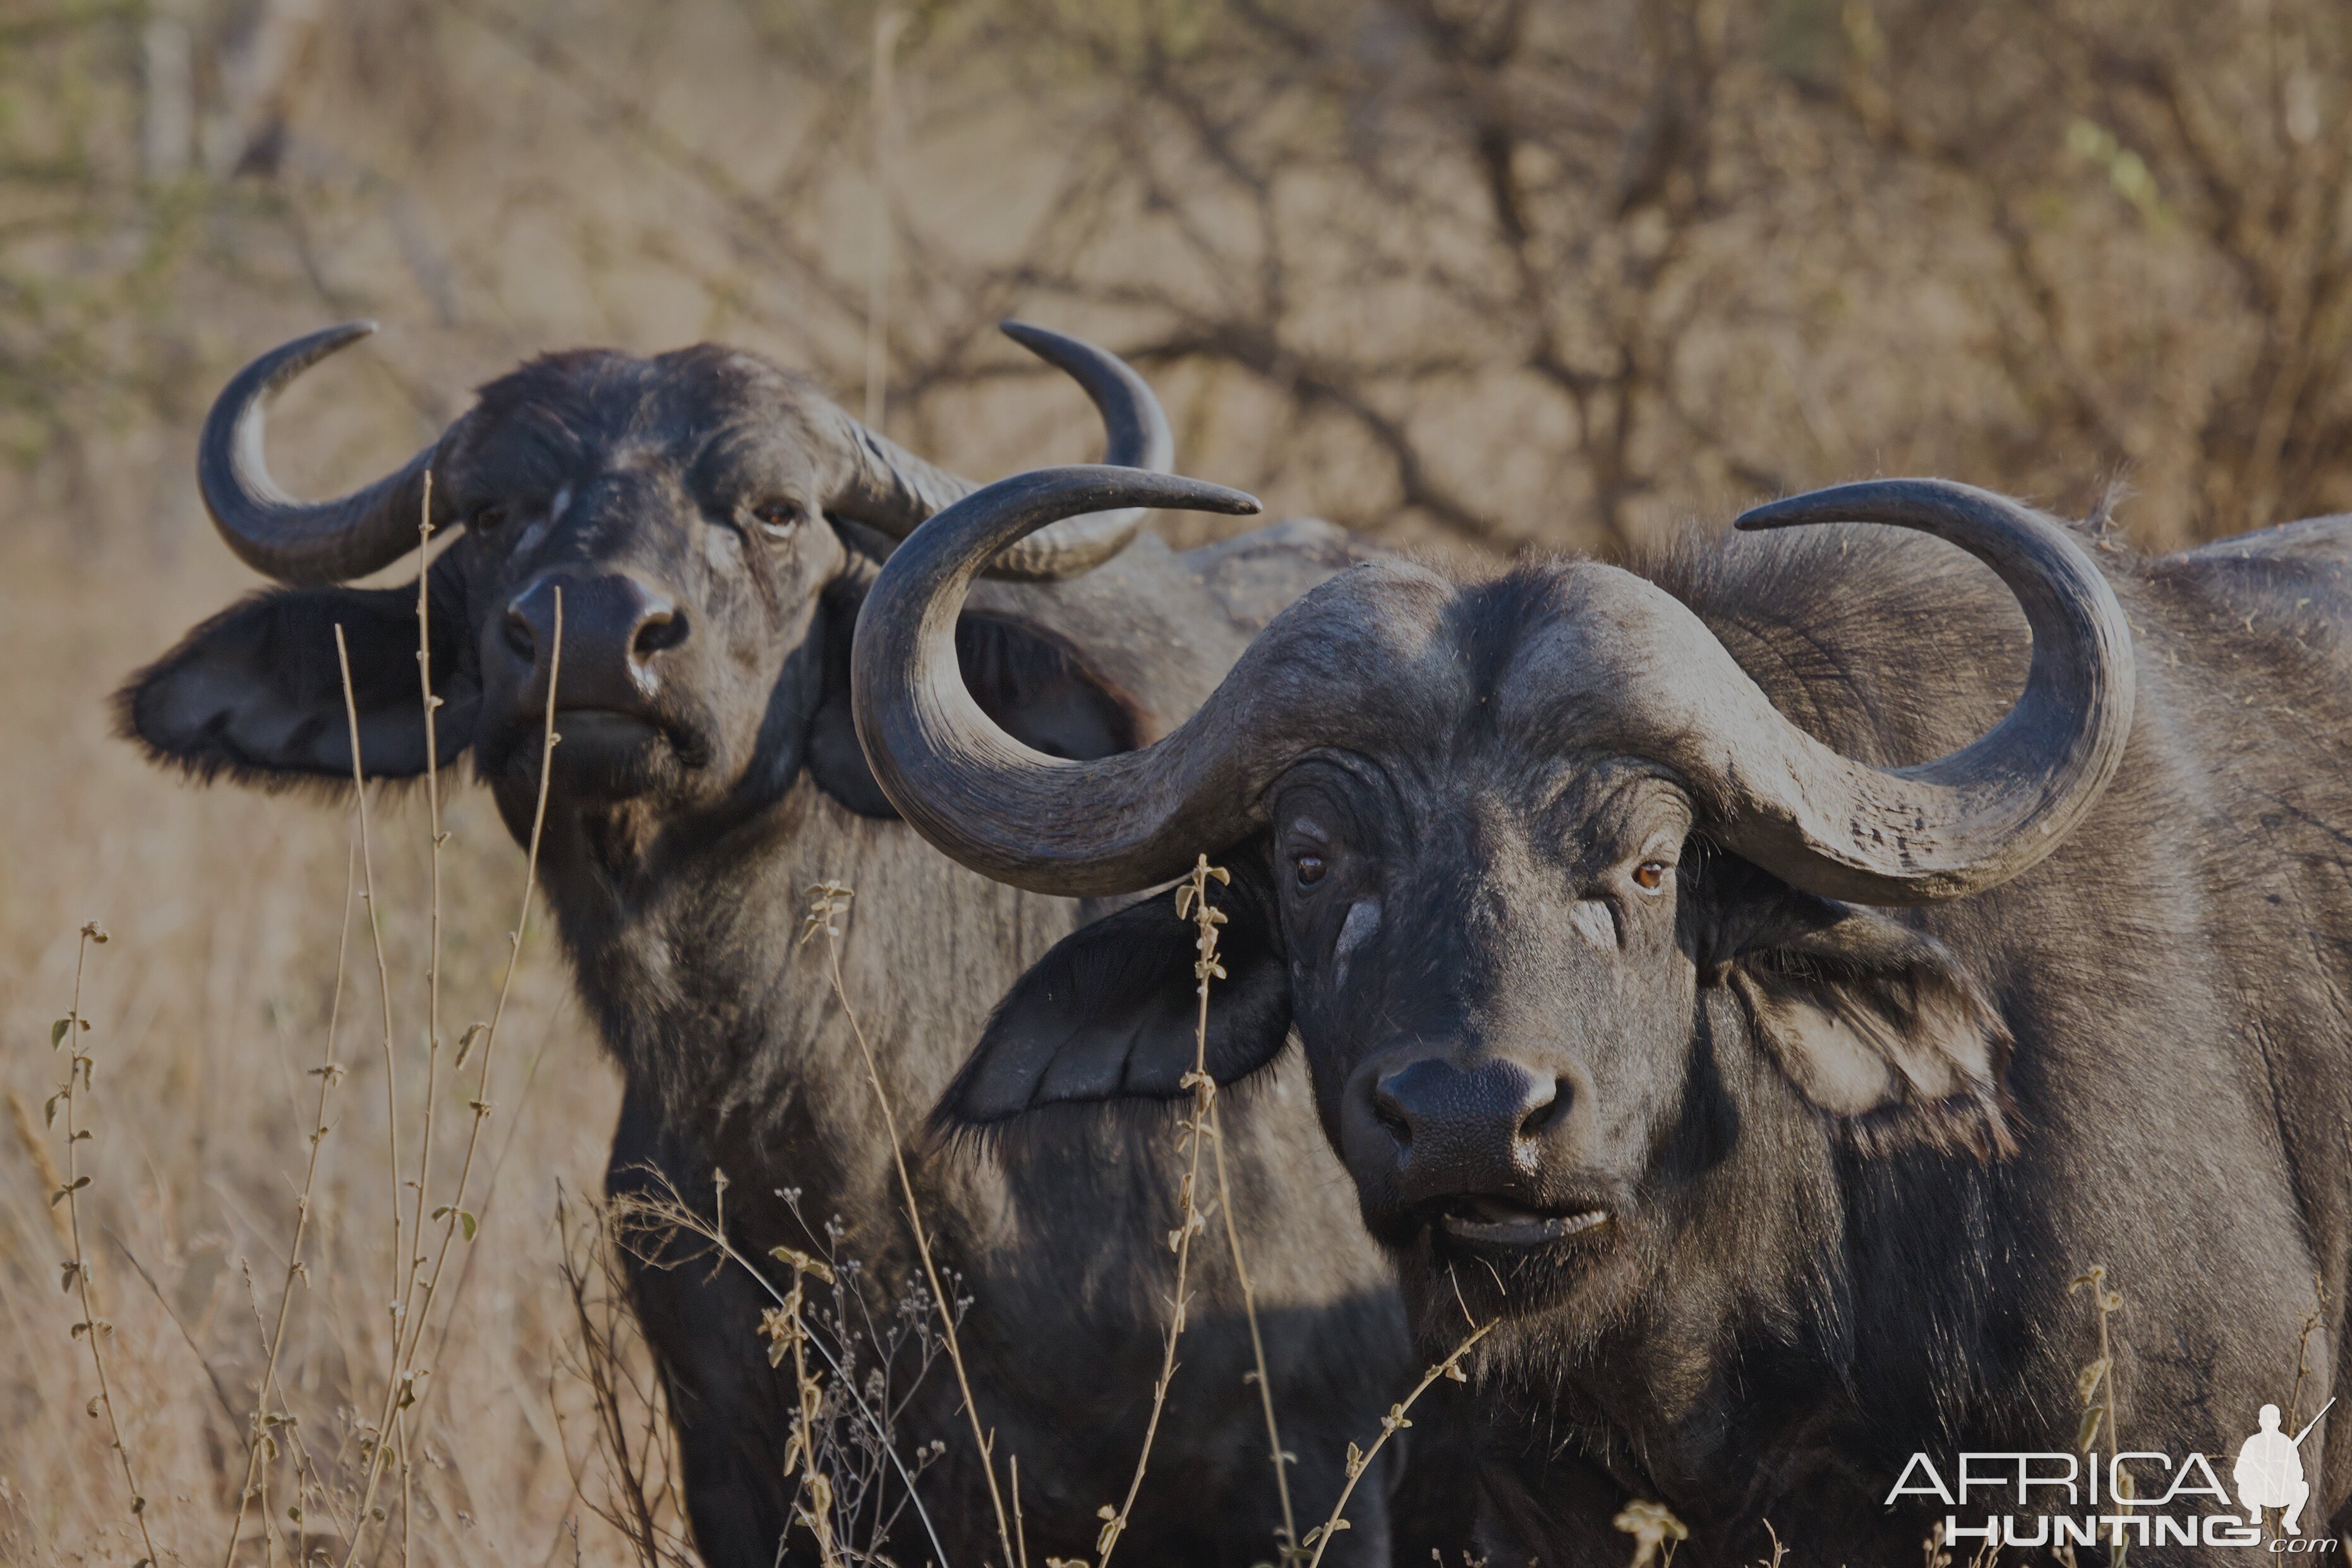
[122,327,1447,1566]
[859,466,2352,1562]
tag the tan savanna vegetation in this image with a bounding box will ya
[1,1,2347,1564]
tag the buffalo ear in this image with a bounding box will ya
[807,581,1142,818]
[1701,857,2015,1159]
[933,857,1291,1128]
[117,564,477,787]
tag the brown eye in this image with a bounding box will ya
[470,503,508,533]
[1632,860,1670,893]
[1294,853,1327,887]
[751,500,800,537]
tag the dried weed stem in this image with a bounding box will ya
[1202,1016,1295,1553]
[335,549,565,1564]
[1085,857,1230,1568]
[605,1177,950,1565]
[803,877,1021,1568]
[1303,1323,1492,1568]
[47,920,162,1565]
[217,843,358,1567]
[765,1245,845,1567]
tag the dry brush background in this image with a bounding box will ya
[1,1,2349,1563]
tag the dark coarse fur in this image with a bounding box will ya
[119,342,1449,1567]
[944,505,2352,1564]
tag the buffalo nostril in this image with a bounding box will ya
[630,606,686,663]
[1517,1078,1567,1138]
[1372,1083,1414,1148]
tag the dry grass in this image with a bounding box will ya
[0,528,624,1564]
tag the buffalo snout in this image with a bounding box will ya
[502,572,688,713]
[1348,1051,1591,1211]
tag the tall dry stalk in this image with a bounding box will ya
[1197,954,1296,1555]
[335,548,565,1565]
[1301,1324,1492,1568]
[43,919,162,1566]
[2068,1263,2129,1563]
[555,1189,696,1568]
[216,843,359,1567]
[2287,1276,2328,1432]
[1083,857,1230,1568]
[802,877,1021,1568]
[329,613,407,1556]
[394,483,454,1568]
[764,1243,845,1568]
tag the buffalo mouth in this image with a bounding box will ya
[492,703,706,799]
[555,707,664,752]
[1436,1195,1612,1251]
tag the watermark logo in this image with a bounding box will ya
[2237,1401,2328,1539]
[1888,1399,2339,1554]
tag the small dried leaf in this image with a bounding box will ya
[42,1092,61,1126]
[768,1245,836,1283]
[454,1022,489,1070]
[2076,1357,2109,1403]
[51,1176,89,1206]
[51,1018,69,1049]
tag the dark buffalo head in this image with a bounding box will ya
[119,323,1165,839]
[850,469,2135,1331]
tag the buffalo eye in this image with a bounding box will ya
[1294,853,1327,888]
[1632,859,1671,893]
[469,502,509,534]
[750,500,802,539]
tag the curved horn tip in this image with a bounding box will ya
[307,319,382,353]
[1035,466,1259,517]
[998,319,1104,368]
[1732,477,2001,533]
[1154,479,1260,517]
[255,320,385,389]
[1734,490,1847,532]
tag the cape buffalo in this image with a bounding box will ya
[118,332,1431,1566]
[852,465,2352,1564]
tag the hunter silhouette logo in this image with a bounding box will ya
[2236,1399,2332,1537]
